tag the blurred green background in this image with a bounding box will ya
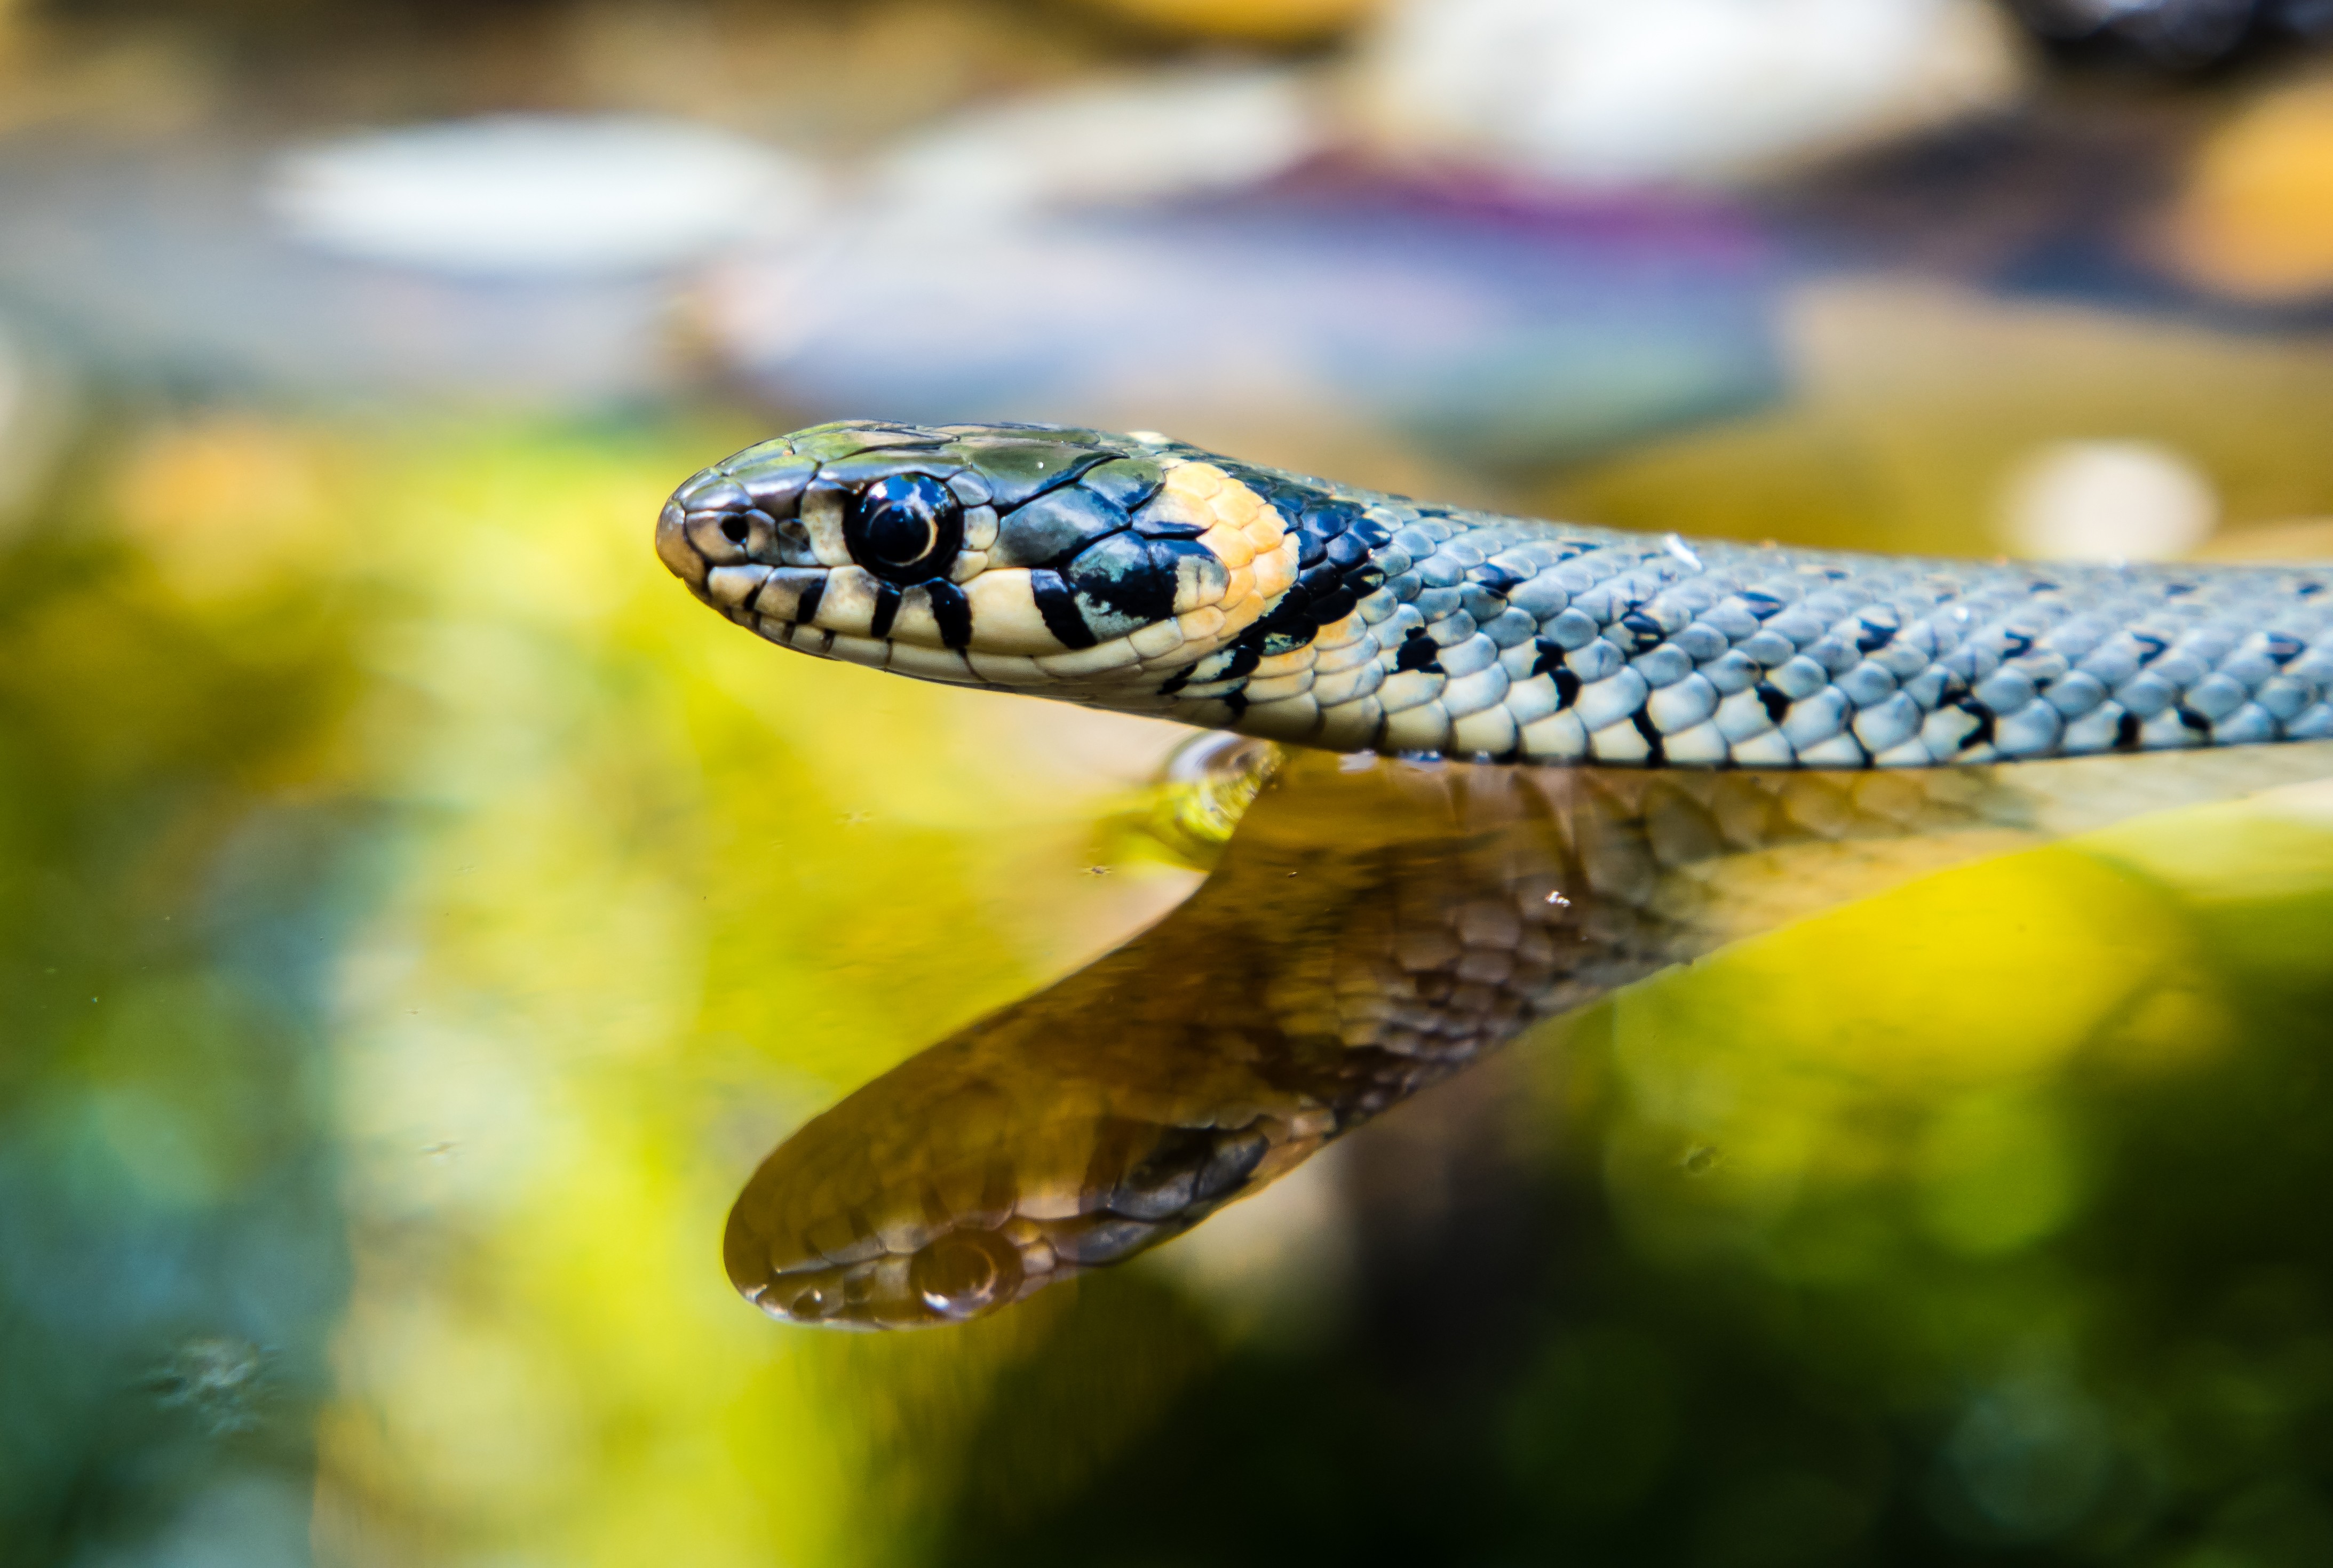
[4,1,2333,1564]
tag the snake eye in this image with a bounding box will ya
[908,1230,1023,1320]
[845,474,963,584]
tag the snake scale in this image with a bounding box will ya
[659,422,2333,1328]
[657,421,2333,768]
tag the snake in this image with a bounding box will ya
[658,420,2333,1328]
[718,741,2333,1328]
[656,421,2333,768]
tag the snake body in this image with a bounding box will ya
[659,421,2333,768]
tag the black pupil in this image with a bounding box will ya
[862,476,949,568]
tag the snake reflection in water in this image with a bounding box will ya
[661,423,2333,1328]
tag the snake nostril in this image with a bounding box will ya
[788,1287,828,1318]
[720,515,751,545]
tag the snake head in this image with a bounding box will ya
[657,419,1308,709]
[723,1073,1307,1330]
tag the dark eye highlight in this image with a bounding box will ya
[845,474,963,585]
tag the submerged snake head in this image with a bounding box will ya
[724,1089,1307,1330]
[656,419,1354,721]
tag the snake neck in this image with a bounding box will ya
[1147,448,2333,769]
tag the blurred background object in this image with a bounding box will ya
[267,115,826,277]
[1351,0,2033,187]
[0,315,76,533]
[2010,0,2333,67]
[1548,277,2333,558]
[1996,437,2220,559]
[870,63,1326,215]
[1068,0,1381,43]
[2,1,2333,1565]
[2157,71,2333,303]
[696,182,1784,481]
[2196,513,2333,558]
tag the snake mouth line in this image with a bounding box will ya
[747,618,835,660]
